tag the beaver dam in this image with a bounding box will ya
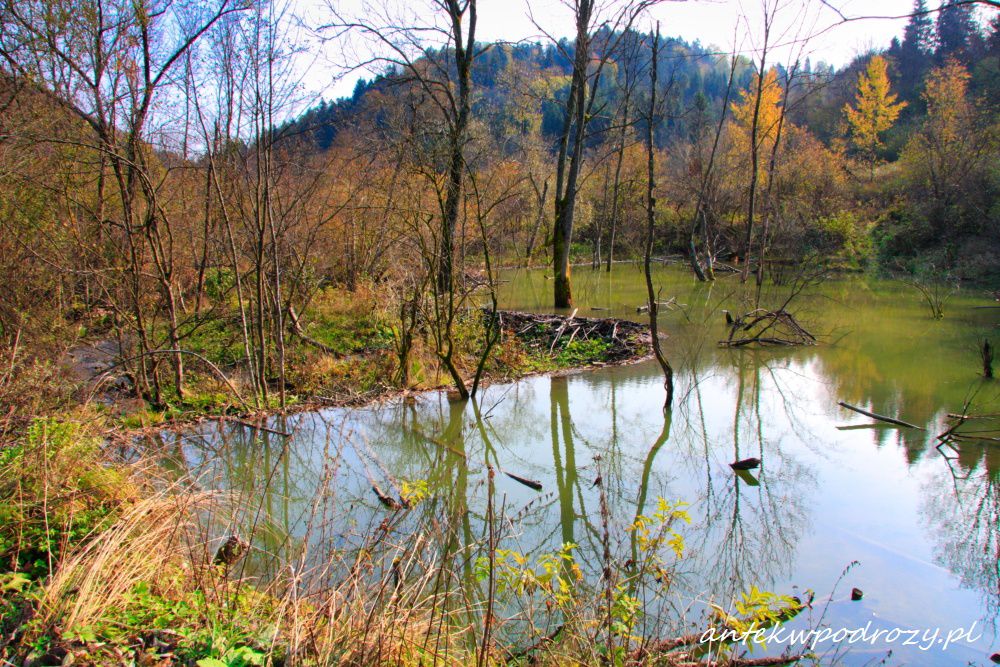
[497,309,653,364]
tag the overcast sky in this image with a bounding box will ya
[293,0,995,104]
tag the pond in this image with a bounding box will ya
[154,264,1000,665]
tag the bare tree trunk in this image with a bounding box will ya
[643,24,674,410]
[550,2,648,305]
[552,0,593,308]
[689,48,739,282]
[606,35,639,273]
[741,5,774,283]
[605,138,626,273]
[195,160,214,316]
[436,0,477,296]
[594,165,608,269]
[524,178,548,267]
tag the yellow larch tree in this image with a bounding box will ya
[844,55,906,177]
[730,67,784,172]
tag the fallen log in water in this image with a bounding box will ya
[939,412,1000,443]
[949,433,1000,443]
[838,401,924,430]
[504,471,543,491]
[371,483,402,510]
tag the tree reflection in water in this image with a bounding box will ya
[144,344,999,662]
[924,439,1000,629]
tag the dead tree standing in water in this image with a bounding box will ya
[642,23,674,409]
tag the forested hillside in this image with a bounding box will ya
[283,0,999,281]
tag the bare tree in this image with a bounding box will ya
[322,0,479,297]
[604,29,644,273]
[544,0,663,308]
[642,23,674,409]
[687,44,741,282]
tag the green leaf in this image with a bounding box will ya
[196,659,228,667]
[1,572,32,592]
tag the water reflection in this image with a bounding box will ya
[151,267,1000,665]
[924,437,1000,630]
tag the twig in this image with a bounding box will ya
[549,308,578,353]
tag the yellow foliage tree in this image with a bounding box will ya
[730,68,784,165]
[843,56,906,176]
[921,58,970,155]
[900,59,982,206]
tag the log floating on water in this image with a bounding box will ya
[372,483,402,510]
[838,401,924,430]
[504,471,543,491]
[730,457,761,470]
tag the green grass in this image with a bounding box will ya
[554,338,612,366]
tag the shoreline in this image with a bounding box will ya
[110,309,655,441]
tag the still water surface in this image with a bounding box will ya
[159,265,1000,665]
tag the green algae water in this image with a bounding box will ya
[158,264,1000,665]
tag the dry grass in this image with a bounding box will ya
[38,491,216,632]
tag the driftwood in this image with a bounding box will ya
[838,401,924,430]
[549,308,579,352]
[937,412,1000,446]
[730,457,760,470]
[371,483,402,510]
[504,471,543,491]
[720,309,815,348]
[947,413,1000,420]
[495,309,651,364]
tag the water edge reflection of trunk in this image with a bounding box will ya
[551,376,578,565]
